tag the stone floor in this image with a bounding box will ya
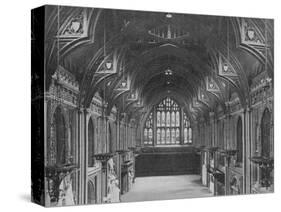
[121,175,212,202]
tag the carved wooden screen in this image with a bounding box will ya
[143,97,192,146]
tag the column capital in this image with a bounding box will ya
[225,113,232,118]
[77,107,84,113]
[209,112,215,118]
[244,106,252,113]
[84,108,91,114]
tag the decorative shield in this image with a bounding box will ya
[121,80,127,88]
[223,63,229,72]
[247,28,255,40]
[105,61,112,70]
[70,21,81,33]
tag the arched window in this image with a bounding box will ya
[261,108,271,158]
[183,113,192,144]
[143,112,153,145]
[237,117,243,163]
[143,97,192,146]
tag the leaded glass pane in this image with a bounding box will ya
[161,129,165,144]
[157,129,161,144]
[143,97,192,146]
[176,111,180,126]
[171,112,175,127]
[144,129,148,144]
[166,111,170,126]
[184,128,188,143]
[171,128,176,143]
[166,128,170,143]
[157,112,161,127]
[161,111,165,127]
[148,128,153,144]
[176,128,180,144]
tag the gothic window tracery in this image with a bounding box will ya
[143,112,153,145]
[143,97,192,146]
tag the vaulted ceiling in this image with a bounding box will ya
[44,5,274,123]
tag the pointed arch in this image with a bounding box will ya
[143,97,193,146]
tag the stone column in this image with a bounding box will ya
[115,117,121,186]
[77,107,84,204]
[209,112,215,147]
[101,160,108,202]
[153,106,157,146]
[83,108,90,204]
[180,108,184,145]
[225,113,231,150]
[243,107,252,193]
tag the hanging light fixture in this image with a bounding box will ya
[166,13,173,18]
[224,18,230,73]
[103,13,112,71]
[263,20,272,89]
[165,68,173,75]
[165,55,173,75]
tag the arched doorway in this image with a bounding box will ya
[87,180,97,204]
[54,107,66,165]
[261,108,271,158]
[88,118,95,167]
[236,117,243,164]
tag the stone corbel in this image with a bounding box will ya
[93,153,115,171]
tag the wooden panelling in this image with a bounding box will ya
[136,147,200,177]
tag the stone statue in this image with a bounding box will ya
[104,158,120,203]
[57,174,75,206]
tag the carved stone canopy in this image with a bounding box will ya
[45,164,79,202]
[208,146,219,153]
[93,153,116,162]
[221,149,238,157]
